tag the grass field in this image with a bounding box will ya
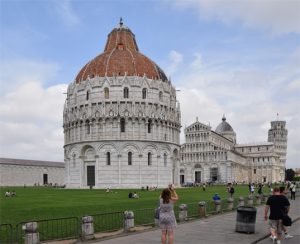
[0,185,272,225]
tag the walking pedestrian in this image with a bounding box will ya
[278,186,293,239]
[290,182,296,200]
[159,186,179,244]
[258,184,263,195]
[264,187,290,244]
[250,184,255,195]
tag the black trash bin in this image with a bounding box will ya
[235,206,257,234]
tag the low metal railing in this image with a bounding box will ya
[15,217,79,243]
[92,211,123,233]
[0,224,13,244]
[2,190,299,244]
[134,208,155,226]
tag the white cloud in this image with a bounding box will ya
[54,0,80,26]
[0,57,67,162]
[0,59,60,95]
[0,81,67,161]
[287,79,300,92]
[174,47,300,169]
[191,52,203,70]
[165,50,183,76]
[171,0,300,35]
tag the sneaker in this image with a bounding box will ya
[285,233,293,238]
[276,240,281,244]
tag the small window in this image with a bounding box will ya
[124,87,129,99]
[72,155,76,167]
[148,119,152,133]
[159,91,163,101]
[164,153,167,166]
[86,91,90,100]
[86,121,90,134]
[104,88,109,99]
[120,118,125,132]
[254,169,256,174]
[106,152,111,165]
[128,152,132,165]
[148,152,152,166]
[142,88,147,99]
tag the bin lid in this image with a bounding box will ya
[237,206,257,212]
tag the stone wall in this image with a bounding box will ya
[0,164,65,186]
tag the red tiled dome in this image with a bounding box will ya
[75,20,168,83]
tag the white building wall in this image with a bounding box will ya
[0,164,65,187]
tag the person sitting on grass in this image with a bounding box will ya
[132,192,139,198]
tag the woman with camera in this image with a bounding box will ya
[159,185,179,244]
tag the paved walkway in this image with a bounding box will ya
[90,197,300,244]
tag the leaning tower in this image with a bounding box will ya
[268,120,288,166]
[63,20,181,188]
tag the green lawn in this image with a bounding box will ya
[0,185,271,225]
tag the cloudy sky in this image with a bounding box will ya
[0,0,299,168]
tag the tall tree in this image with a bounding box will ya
[285,168,295,181]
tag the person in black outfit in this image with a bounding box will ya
[264,187,290,244]
[258,184,263,195]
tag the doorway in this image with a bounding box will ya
[180,175,185,185]
[43,174,48,185]
[87,165,95,186]
[195,171,201,183]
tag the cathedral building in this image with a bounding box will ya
[63,20,181,188]
[180,116,287,184]
[63,20,287,189]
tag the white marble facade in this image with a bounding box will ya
[180,117,286,184]
[0,158,65,187]
[63,76,181,188]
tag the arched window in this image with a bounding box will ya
[72,154,76,167]
[148,152,152,166]
[106,152,111,165]
[86,121,90,134]
[148,119,152,133]
[142,88,147,99]
[120,118,125,132]
[128,152,132,165]
[159,91,163,102]
[104,87,109,99]
[164,153,167,167]
[86,90,90,100]
[124,87,129,99]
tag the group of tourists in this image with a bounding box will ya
[5,190,16,197]
[128,192,139,199]
[157,182,297,244]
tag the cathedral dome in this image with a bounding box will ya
[75,19,168,83]
[215,116,234,134]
